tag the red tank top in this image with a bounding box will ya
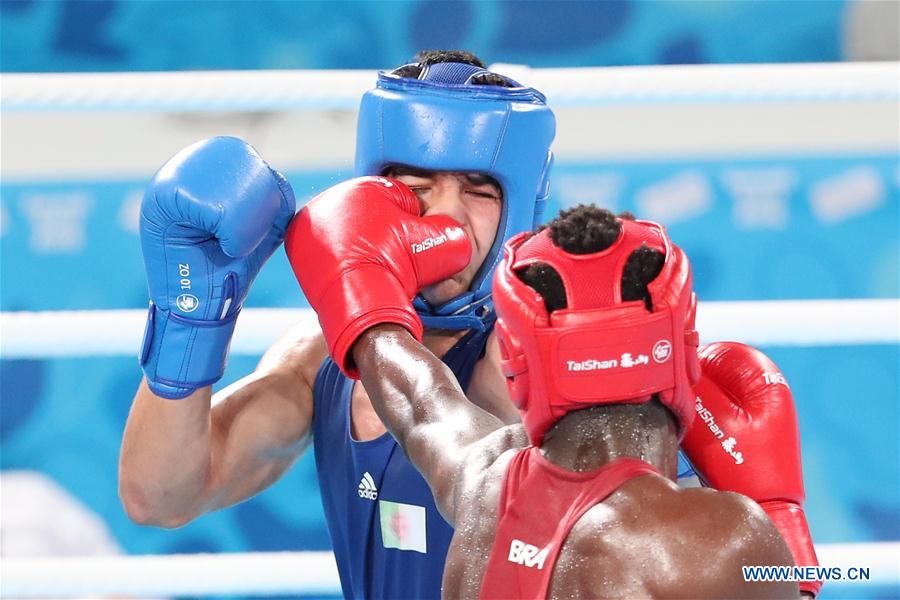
[479,450,658,599]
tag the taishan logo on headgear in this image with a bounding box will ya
[411,233,448,254]
[566,352,650,372]
[565,341,672,373]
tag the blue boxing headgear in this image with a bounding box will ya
[355,61,556,331]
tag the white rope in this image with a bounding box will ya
[695,299,900,347]
[1,299,896,359]
[816,541,900,585]
[2,542,896,597]
[1,551,340,597]
[2,62,897,112]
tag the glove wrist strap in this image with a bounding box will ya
[316,266,423,379]
[761,500,822,597]
[139,302,239,399]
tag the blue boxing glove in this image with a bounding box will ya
[139,137,295,398]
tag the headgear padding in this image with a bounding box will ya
[355,61,556,331]
[493,218,700,446]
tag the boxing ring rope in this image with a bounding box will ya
[3,62,897,112]
[1,299,897,359]
[2,542,898,597]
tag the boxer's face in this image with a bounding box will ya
[387,166,502,306]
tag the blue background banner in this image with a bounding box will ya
[2,0,847,72]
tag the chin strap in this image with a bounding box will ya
[414,294,496,332]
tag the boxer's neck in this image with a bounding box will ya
[422,328,469,358]
[540,403,679,480]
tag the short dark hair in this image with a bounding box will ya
[391,50,514,87]
[516,204,664,313]
[416,50,486,68]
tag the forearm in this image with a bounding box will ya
[353,325,467,446]
[119,378,215,527]
[353,324,509,521]
[121,325,320,528]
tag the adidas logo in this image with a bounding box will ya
[358,472,378,500]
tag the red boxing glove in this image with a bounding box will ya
[284,176,471,377]
[682,342,821,596]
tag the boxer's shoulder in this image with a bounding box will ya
[469,424,529,477]
[452,425,527,516]
[684,487,797,569]
[659,486,797,597]
[604,476,776,545]
[552,476,782,597]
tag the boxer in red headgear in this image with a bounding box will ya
[493,210,699,446]
[341,205,798,599]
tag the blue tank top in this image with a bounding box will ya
[313,326,492,599]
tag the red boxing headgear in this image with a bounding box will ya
[493,218,700,446]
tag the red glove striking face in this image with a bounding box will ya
[285,176,471,377]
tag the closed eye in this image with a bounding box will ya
[468,190,501,201]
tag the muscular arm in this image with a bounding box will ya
[119,320,326,527]
[352,324,508,523]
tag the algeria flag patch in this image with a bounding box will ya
[379,499,427,553]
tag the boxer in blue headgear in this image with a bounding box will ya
[356,54,556,331]
[301,52,556,598]
[121,50,555,600]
